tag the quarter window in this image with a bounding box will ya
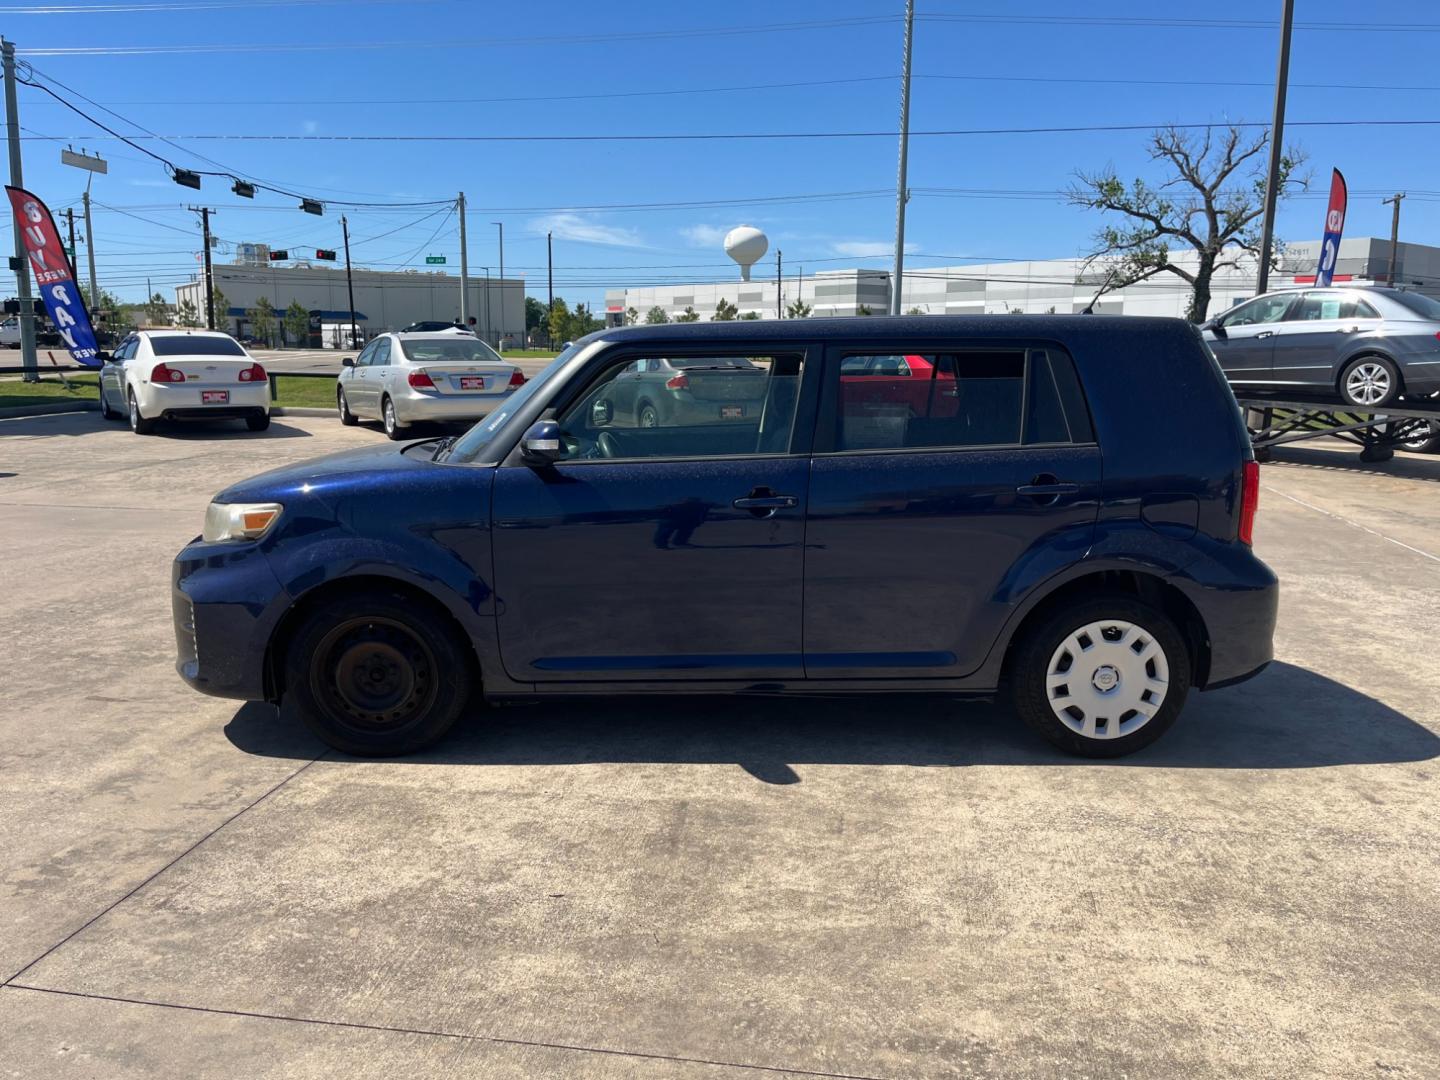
[829,348,1089,452]
[553,352,805,461]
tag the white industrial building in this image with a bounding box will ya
[604,236,1440,324]
[175,260,525,347]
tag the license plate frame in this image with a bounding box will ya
[719,404,744,419]
[202,390,229,404]
[458,376,486,390]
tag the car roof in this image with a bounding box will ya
[388,330,479,340]
[137,329,236,338]
[583,313,1189,348]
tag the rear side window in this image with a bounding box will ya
[149,335,246,357]
[825,347,1091,452]
[1290,293,1380,321]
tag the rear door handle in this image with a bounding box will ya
[1016,483,1079,497]
[733,494,798,509]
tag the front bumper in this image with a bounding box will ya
[173,541,289,701]
[391,386,515,424]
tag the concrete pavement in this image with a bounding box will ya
[2,414,1438,1078]
[253,348,555,379]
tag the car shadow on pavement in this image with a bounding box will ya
[1270,446,1440,484]
[155,421,314,441]
[225,661,1438,782]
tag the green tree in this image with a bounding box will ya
[247,296,276,345]
[711,297,738,321]
[785,298,812,318]
[572,302,602,336]
[283,300,310,346]
[1067,124,1308,323]
[738,310,761,320]
[856,304,873,316]
[675,305,700,323]
[176,298,201,328]
[625,306,639,326]
[143,291,169,326]
[548,297,570,343]
[525,296,547,334]
[209,286,229,330]
[81,286,131,340]
[644,305,670,325]
[905,306,924,316]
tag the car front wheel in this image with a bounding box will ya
[1011,596,1191,758]
[284,589,474,756]
[1339,356,1400,408]
[337,388,357,426]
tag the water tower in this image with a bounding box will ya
[724,225,768,281]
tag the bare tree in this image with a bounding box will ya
[1067,125,1307,322]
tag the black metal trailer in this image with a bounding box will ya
[1237,391,1440,463]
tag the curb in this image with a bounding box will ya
[271,406,333,417]
[0,401,98,420]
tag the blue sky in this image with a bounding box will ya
[8,0,1440,307]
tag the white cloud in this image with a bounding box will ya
[680,224,729,248]
[831,240,920,259]
[532,212,643,248]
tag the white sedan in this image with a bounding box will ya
[99,330,270,435]
[336,332,524,439]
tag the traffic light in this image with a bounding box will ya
[232,181,256,198]
[315,248,337,261]
[268,250,289,261]
[173,169,201,189]
[300,199,324,216]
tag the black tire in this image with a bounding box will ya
[382,396,404,440]
[637,401,659,429]
[1400,421,1440,455]
[127,390,155,435]
[246,412,271,432]
[284,589,474,756]
[1010,595,1192,758]
[1339,355,1401,408]
[337,388,358,426]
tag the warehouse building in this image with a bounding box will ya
[175,260,526,347]
[603,237,1440,323]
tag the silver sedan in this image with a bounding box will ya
[1202,286,1440,407]
[336,332,524,439]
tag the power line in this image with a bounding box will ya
[0,0,443,11]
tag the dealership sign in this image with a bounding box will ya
[1315,168,1348,288]
[6,185,102,366]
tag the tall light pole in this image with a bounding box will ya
[491,222,504,347]
[457,191,468,327]
[341,214,358,350]
[1255,0,1295,296]
[189,205,216,330]
[546,231,554,349]
[1383,193,1405,285]
[2,37,38,381]
[889,0,915,315]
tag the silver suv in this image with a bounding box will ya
[1201,286,1440,406]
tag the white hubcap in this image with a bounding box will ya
[1346,363,1390,406]
[1046,619,1169,740]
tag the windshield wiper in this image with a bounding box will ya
[430,434,459,461]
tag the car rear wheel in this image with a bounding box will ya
[246,413,271,432]
[337,388,357,426]
[1011,596,1191,758]
[1339,356,1400,408]
[382,396,404,440]
[637,402,659,428]
[1400,421,1440,454]
[127,390,155,435]
[285,589,474,756]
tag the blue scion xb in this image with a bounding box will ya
[173,316,1277,758]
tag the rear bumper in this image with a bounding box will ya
[1168,545,1279,690]
[173,542,289,701]
[391,386,516,424]
[138,382,271,420]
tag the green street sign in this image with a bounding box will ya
[425,255,446,265]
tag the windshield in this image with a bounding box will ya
[399,338,505,364]
[446,344,583,463]
[1389,290,1440,320]
[150,335,246,357]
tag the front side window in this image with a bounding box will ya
[829,348,1088,452]
[149,335,246,357]
[1221,295,1294,327]
[553,352,805,461]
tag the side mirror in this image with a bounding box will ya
[97,350,113,363]
[1202,319,1226,338]
[591,399,613,424]
[519,420,563,465]
[341,356,355,367]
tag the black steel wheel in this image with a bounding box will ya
[285,589,474,756]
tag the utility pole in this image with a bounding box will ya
[546,231,554,349]
[65,208,77,275]
[889,0,915,316]
[481,266,491,346]
[341,214,358,351]
[3,36,38,382]
[82,185,98,312]
[1383,193,1405,286]
[1255,0,1295,296]
[776,249,783,319]
[190,205,216,330]
[457,191,468,327]
[492,221,504,347]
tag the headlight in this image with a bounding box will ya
[203,502,282,542]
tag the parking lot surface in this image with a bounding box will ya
[2,412,1438,1079]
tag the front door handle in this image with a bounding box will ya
[1256,330,1275,339]
[733,487,798,516]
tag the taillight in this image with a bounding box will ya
[1238,460,1260,545]
[665,373,689,390]
[508,369,526,388]
[408,369,435,389]
[151,362,185,383]
[238,363,266,383]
